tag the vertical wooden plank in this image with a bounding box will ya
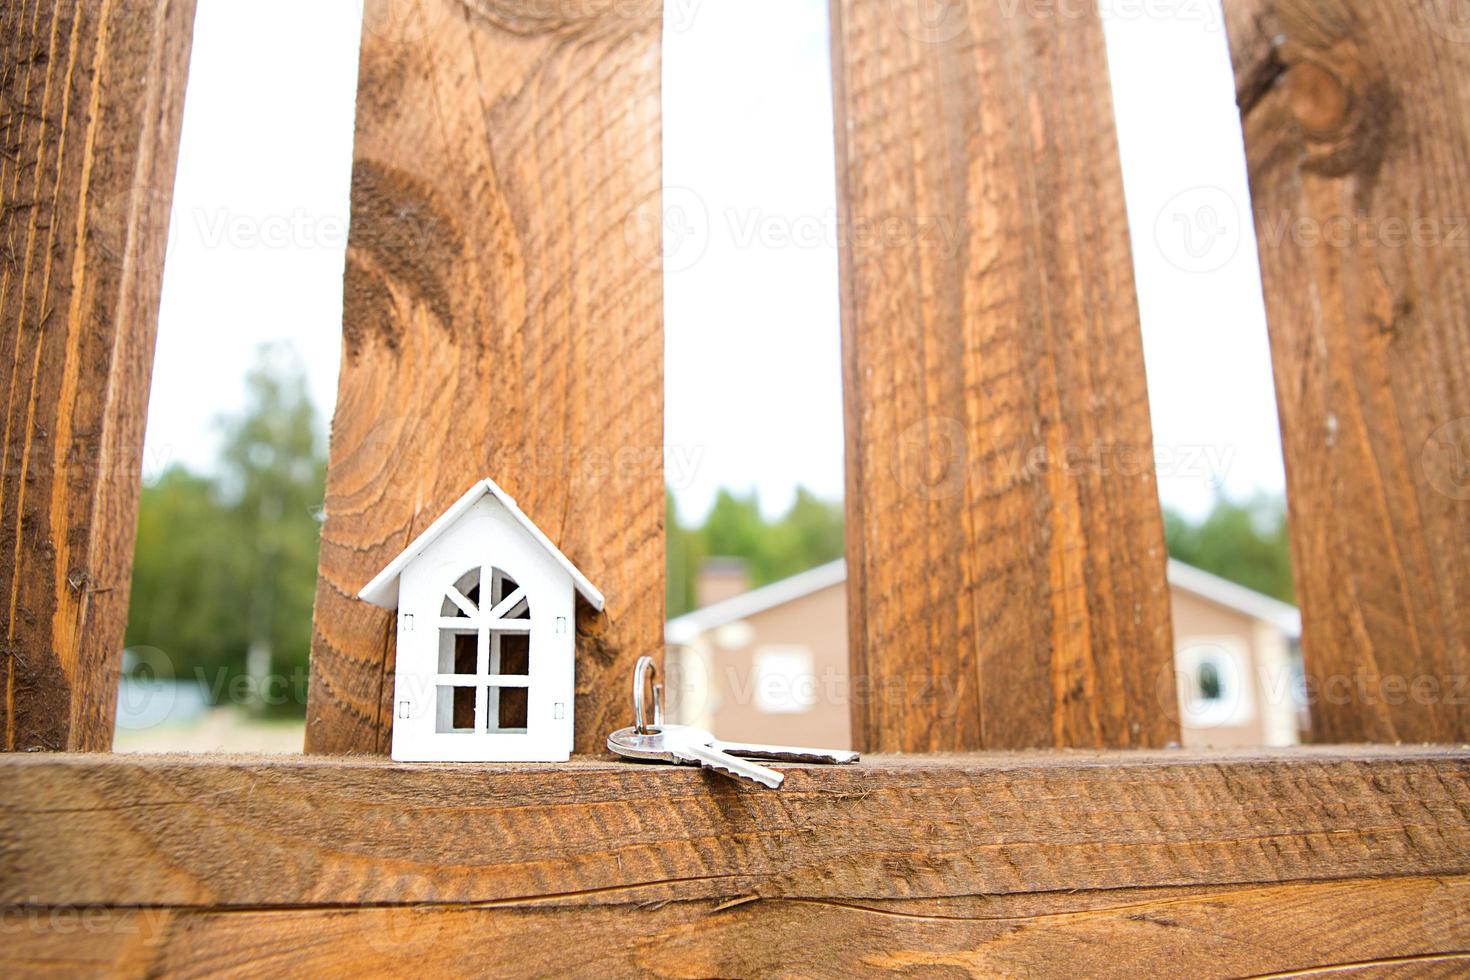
[1224,0,1470,743]
[831,0,1177,752]
[0,0,196,751]
[306,0,664,755]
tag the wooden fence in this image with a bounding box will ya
[3,0,1468,974]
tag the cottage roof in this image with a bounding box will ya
[665,558,1299,645]
[665,560,848,646]
[1163,559,1300,638]
[358,478,605,612]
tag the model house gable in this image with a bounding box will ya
[358,478,601,763]
[359,478,604,613]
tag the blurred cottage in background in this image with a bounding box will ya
[668,558,1305,750]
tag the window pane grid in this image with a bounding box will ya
[435,566,532,735]
[436,620,479,633]
[435,675,531,687]
[434,618,530,632]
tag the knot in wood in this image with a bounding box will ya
[576,603,610,640]
[1281,46,1398,198]
[1285,61,1350,139]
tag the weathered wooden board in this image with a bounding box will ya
[307,0,664,755]
[1223,1,1470,743]
[6,877,1470,978]
[0,0,196,751]
[830,0,1176,752]
[3,747,1468,909]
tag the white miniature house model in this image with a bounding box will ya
[358,478,604,762]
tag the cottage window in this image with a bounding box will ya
[1177,639,1253,730]
[1197,661,1223,702]
[436,567,532,734]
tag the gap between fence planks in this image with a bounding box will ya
[305,0,664,755]
[830,0,1177,752]
[1223,0,1470,743]
[0,0,196,751]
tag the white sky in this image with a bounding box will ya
[148,0,363,481]
[148,0,1284,523]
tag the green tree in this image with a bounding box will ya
[126,467,242,682]
[124,344,326,716]
[666,486,1295,616]
[1165,493,1295,603]
[665,485,847,616]
[214,345,326,714]
[666,490,702,617]
[763,487,844,583]
[700,488,770,579]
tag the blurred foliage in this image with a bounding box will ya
[667,490,697,616]
[126,345,1294,717]
[669,487,1295,615]
[666,486,845,617]
[1164,493,1295,604]
[125,345,325,716]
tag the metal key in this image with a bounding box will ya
[609,724,786,787]
[608,723,859,788]
[607,657,860,789]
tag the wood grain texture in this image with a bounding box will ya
[306,0,664,755]
[1223,1,1470,743]
[830,0,1176,752]
[2,747,1468,909]
[0,0,196,751]
[5,877,1470,978]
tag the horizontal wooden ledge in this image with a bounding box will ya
[2,747,1468,910]
[7,877,1470,979]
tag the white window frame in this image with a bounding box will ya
[1176,637,1256,730]
[435,566,532,735]
[752,645,818,715]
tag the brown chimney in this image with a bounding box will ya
[695,557,750,609]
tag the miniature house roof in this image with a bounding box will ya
[358,478,605,612]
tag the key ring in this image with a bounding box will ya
[632,655,664,734]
